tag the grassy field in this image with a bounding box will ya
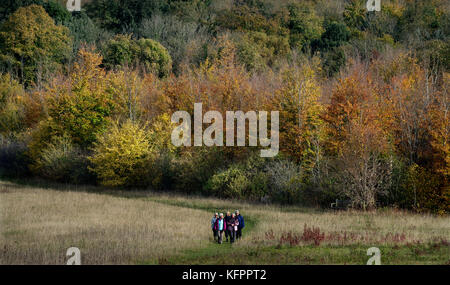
[0,180,449,265]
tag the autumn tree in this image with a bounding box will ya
[152,38,257,119]
[0,73,26,135]
[388,63,433,165]
[423,73,449,213]
[29,48,115,157]
[106,68,143,122]
[89,120,153,187]
[322,65,393,209]
[323,70,371,156]
[195,39,256,112]
[429,73,449,178]
[273,59,325,179]
[0,5,72,85]
[338,106,389,210]
[373,54,448,212]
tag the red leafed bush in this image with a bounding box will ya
[279,231,300,246]
[301,224,325,246]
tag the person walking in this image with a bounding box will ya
[229,213,238,243]
[225,211,232,242]
[235,210,245,240]
[211,213,218,241]
[214,213,226,244]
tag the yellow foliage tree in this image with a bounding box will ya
[44,48,115,147]
[0,73,25,135]
[106,69,143,121]
[88,120,153,187]
[0,4,72,85]
[148,113,177,154]
[273,59,325,176]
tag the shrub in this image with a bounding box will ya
[203,151,274,200]
[32,135,93,184]
[88,120,153,187]
[204,153,304,202]
[245,171,269,201]
[301,224,325,246]
[205,165,248,199]
[102,34,135,69]
[240,153,270,200]
[144,113,179,190]
[404,164,449,214]
[0,135,30,178]
[265,159,303,204]
[175,147,228,194]
[136,38,172,77]
[378,156,410,208]
[27,119,61,167]
[149,152,176,190]
[279,231,300,246]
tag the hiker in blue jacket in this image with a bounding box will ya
[211,213,218,241]
[213,213,226,244]
[235,210,245,240]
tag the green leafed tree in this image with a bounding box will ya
[343,0,368,33]
[287,2,324,51]
[102,34,172,77]
[315,20,351,51]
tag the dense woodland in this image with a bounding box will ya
[0,0,448,213]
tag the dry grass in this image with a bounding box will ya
[248,209,450,246]
[0,181,211,264]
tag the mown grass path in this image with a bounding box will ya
[140,197,259,264]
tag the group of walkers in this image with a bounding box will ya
[211,210,245,244]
